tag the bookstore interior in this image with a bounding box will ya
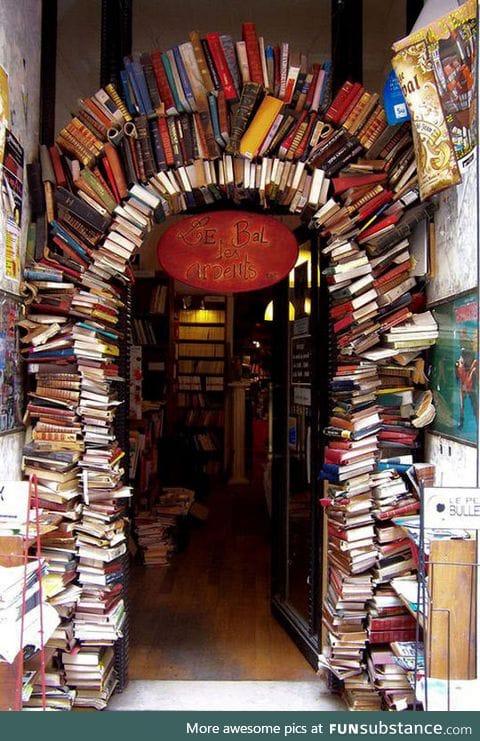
[0,0,479,713]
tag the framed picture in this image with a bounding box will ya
[430,290,478,445]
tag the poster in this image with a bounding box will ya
[0,64,9,161]
[0,128,23,281]
[430,291,478,445]
[0,291,23,434]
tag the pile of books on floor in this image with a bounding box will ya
[134,488,195,566]
[20,189,131,709]
[61,645,117,710]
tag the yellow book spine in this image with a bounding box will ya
[239,96,284,160]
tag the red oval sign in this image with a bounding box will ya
[156,211,299,293]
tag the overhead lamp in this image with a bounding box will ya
[264,300,295,321]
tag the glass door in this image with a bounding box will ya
[270,229,325,668]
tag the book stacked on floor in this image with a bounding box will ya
[318,95,438,709]
[134,488,195,566]
[21,163,132,710]
[366,645,414,711]
[18,285,85,695]
[61,645,117,710]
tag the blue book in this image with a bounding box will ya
[24,269,63,282]
[172,46,196,112]
[77,322,120,341]
[123,58,146,115]
[161,52,186,114]
[50,221,90,261]
[119,70,137,115]
[131,58,154,116]
[208,93,226,148]
[28,349,75,359]
[319,60,332,111]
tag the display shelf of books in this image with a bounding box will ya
[0,481,73,711]
[131,272,170,402]
[173,297,227,476]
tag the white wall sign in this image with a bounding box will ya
[424,487,480,529]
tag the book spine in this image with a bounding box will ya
[219,34,241,97]
[156,117,175,167]
[279,42,289,98]
[135,115,157,180]
[172,46,198,111]
[148,118,167,171]
[76,107,109,140]
[166,116,184,167]
[103,142,128,199]
[139,53,163,115]
[150,51,177,115]
[226,82,262,155]
[55,186,111,232]
[189,31,215,94]
[242,22,264,85]
[160,52,185,113]
[105,83,132,122]
[200,38,222,92]
[325,80,355,124]
[235,41,250,85]
[81,167,117,211]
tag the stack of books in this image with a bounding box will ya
[317,72,438,708]
[370,468,420,523]
[61,646,117,710]
[366,645,414,711]
[134,488,195,566]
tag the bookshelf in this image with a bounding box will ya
[129,271,170,508]
[172,295,228,476]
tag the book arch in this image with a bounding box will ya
[21,22,442,709]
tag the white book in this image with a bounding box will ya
[279,42,289,99]
[128,183,160,209]
[258,36,269,89]
[235,41,250,84]
[310,69,325,112]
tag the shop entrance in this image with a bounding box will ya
[126,215,321,681]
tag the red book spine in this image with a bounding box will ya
[333,172,387,195]
[157,117,175,167]
[40,257,82,281]
[358,212,400,240]
[294,111,317,160]
[305,64,320,109]
[49,146,67,187]
[369,615,416,631]
[279,111,307,156]
[52,236,89,270]
[368,628,417,644]
[375,502,420,520]
[333,313,354,334]
[338,82,364,124]
[331,300,355,319]
[325,80,354,124]
[150,51,176,113]
[101,157,121,204]
[242,22,264,85]
[380,308,412,332]
[205,33,238,102]
[93,166,117,202]
[357,190,394,221]
[374,260,411,288]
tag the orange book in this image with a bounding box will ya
[103,143,128,200]
[239,96,284,159]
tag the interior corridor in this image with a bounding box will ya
[128,480,316,681]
